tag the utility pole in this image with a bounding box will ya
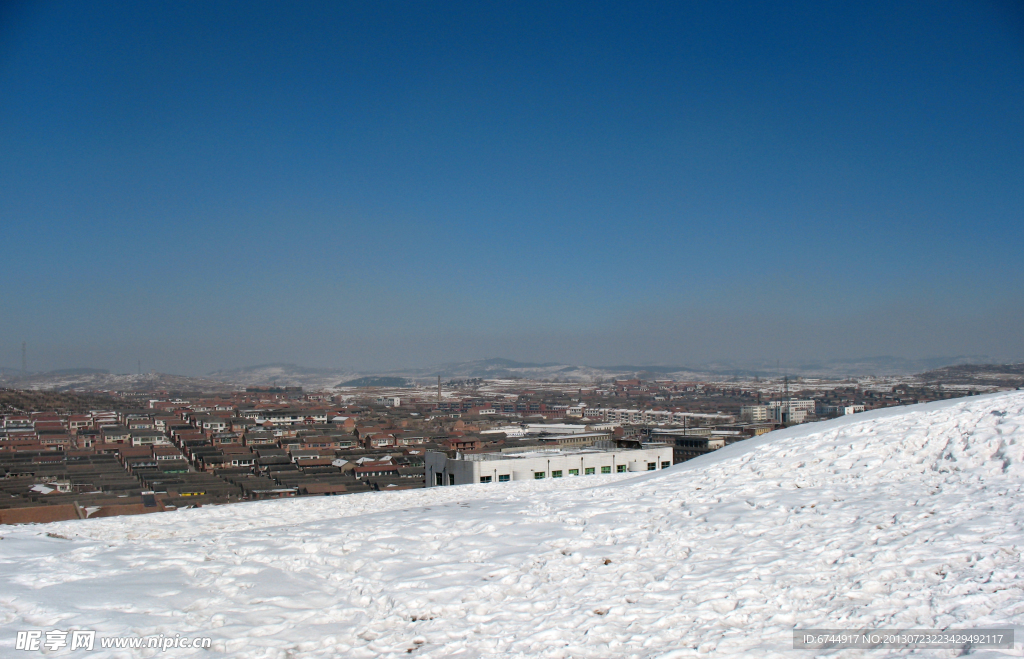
[784,373,791,424]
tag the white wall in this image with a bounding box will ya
[426,446,674,487]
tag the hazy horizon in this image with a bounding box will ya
[2,352,1021,381]
[2,1,1022,376]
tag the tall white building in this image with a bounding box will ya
[740,406,770,422]
[767,399,815,413]
[764,399,815,423]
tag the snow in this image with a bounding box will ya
[3,392,1024,658]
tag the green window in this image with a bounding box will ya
[647,462,657,471]
[479,476,492,483]
[498,474,510,482]
[601,466,611,474]
[568,469,579,476]
[585,467,595,475]
[617,465,627,473]
[552,470,563,478]
[661,461,670,469]
[534,472,546,479]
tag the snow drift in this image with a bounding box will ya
[2,392,1024,658]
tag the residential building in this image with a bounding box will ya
[740,405,770,423]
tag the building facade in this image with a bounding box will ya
[426,445,673,487]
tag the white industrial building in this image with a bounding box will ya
[523,423,593,435]
[583,408,734,426]
[426,444,674,487]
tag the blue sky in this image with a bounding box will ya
[1,0,1022,374]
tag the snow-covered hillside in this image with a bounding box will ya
[2,393,1024,658]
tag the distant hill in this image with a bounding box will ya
[0,370,231,393]
[7,356,1018,393]
[45,368,111,376]
[337,376,411,388]
[213,356,1017,389]
[205,364,357,390]
[208,363,339,376]
[428,358,564,378]
[472,358,562,368]
[398,356,1004,382]
[916,363,1024,387]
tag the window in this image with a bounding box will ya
[568,469,579,476]
[435,473,443,486]
[617,465,627,473]
[661,461,671,469]
[601,466,611,474]
[647,462,657,471]
[552,470,563,478]
[534,472,546,479]
[498,474,510,482]
[448,474,455,485]
[479,476,492,483]
[585,467,595,475]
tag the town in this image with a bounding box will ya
[0,371,1001,525]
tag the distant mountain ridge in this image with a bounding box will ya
[0,370,231,393]
[45,368,111,376]
[3,356,1020,392]
[203,364,358,390]
[917,363,1024,387]
[338,376,411,388]
[208,363,342,376]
